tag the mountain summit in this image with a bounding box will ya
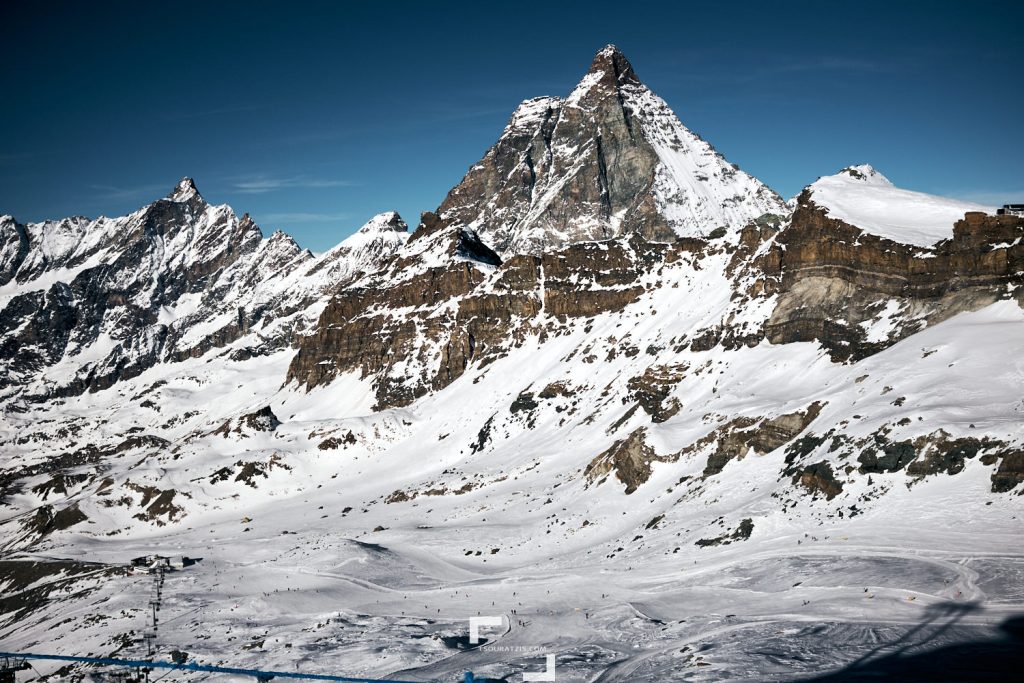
[803,165,992,246]
[585,43,641,88]
[168,176,201,202]
[435,45,787,254]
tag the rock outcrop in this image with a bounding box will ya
[764,198,1024,360]
[287,221,677,408]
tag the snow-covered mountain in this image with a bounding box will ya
[0,181,406,402]
[1,46,1023,683]
[437,45,788,255]
[805,164,993,246]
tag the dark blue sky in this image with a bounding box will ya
[2,1,1021,252]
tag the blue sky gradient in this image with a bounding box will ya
[2,0,1021,251]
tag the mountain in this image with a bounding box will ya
[1,47,1023,683]
[766,166,1020,361]
[0,181,406,402]
[804,164,993,246]
[437,45,788,254]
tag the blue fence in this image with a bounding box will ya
[0,651,460,683]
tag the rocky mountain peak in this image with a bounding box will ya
[168,177,201,202]
[585,44,641,89]
[435,46,788,254]
[267,229,301,247]
[836,164,892,186]
[359,211,408,235]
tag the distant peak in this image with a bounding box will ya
[358,211,408,234]
[587,44,640,87]
[836,165,892,186]
[169,177,201,202]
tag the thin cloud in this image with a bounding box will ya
[90,183,169,201]
[0,152,33,165]
[260,212,350,223]
[163,103,271,121]
[232,176,356,194]
[947,190,1023,206]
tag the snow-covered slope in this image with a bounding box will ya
[2,246,1022,680]
[806,165,993,246]
[617,64,787,238]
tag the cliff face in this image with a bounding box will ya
[286,214,681,409]
[764,195,1024,360]
[287,158,1022,415]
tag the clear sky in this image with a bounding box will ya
[2,0,1021,252]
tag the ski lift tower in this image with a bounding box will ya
[0,656,29,683]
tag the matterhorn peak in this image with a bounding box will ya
[168,177,201,202]
[568,45,642,105]
[438,45,788,253]
[587,44,641,87]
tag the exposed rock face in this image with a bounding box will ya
[214,406,282,437]
[435,45,787,255]
[990,451,1024,493]
[585,427,659,494]
[0,185,407,400]
[702,403,825,477]
[286,222,503,408]
[782,427,1023,495]
[764,192,1024,361]
[583,403,826,494]
[625,363,688,423]
[793,461,844,500]
[695,518,754,547]
[287,222,674,408]
[0,215,30,287]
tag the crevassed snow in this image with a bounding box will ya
[807,165,994,247]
